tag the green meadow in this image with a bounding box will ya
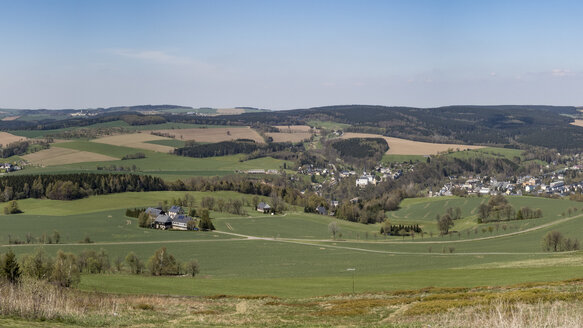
[14,141,292,180]
[2,193,583,298]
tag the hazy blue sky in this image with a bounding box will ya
[1,0,582,109]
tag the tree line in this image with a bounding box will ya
[0,247,200,288]
[477,195,542,223]
[175,140,304,159]
[0,173,166,201]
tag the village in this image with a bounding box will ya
[435,167,583,198]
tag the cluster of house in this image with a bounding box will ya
[0,163,21,173]
[243,169,280,174]
[434,168,582,197]
[146,206,197,231]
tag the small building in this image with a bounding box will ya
[145,207,163,218]
[168,206,183,219]
[257,202,271,213]
[172,214,194,231]
[154,215,172,230]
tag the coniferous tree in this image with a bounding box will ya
[1,249,21,283]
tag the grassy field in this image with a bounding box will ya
[2,193,583,301]
[144,139,186,148]
[445,147,523,160]
[266,132,313,143]
[307,120,350,130]
[21,146,118,165]
[150,127,265,143]
[92,133,175,153]
[14,141,292,180]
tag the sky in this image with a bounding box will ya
[1,0,583,110]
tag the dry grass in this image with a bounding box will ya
[5,278,583,327]
[0,278,119,322]
[216,108,245,115]
[459,256,583,270]
[274,125,314,133]
[570,119,583,127]
[341,132,483,155]
[266,132,312,143]
[1,116,20,121]
[92,133,175,153]
[151,127,265,143]
[434,301,583,328]
[0,131,27,147]
[21,147,118,166]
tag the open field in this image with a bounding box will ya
[144,139,186,148]
[307,120,351,130]
[92,132,175,153]
[1,116,20,121]
[151,126,265,143]
[274,125,314,133]
[21,147,118,166]
[14,141,291,180]
[342,133,484,155]
[0,131,27,146]
[266,132,313,143]
[216,107,245,115]
[3,193,583,300]
[570,119,583,127]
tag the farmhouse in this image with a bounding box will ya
[145,207,163,218]
[171,214,195,230]
[168,205,184,219]
[257,202,271,213]
[154,215,172,230]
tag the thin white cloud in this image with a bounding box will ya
[551,68,573,77]
[108,49,214,73]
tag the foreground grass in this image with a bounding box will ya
[4,278,583,327]
[78,265,583,298]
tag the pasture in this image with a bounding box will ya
[150,127,265,143]
[274,125,314,133]
[15,141,291,180]
[92,133,175,153]
[2,193,583,299]
[341,132,484,155]
[266,132,312,143]
[571,119,583,127]
[21,147,118,166]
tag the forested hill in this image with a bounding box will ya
[219,105,583,151]
[2,103,583,152]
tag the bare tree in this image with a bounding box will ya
[328,221,339,239]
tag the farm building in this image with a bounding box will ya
[168,205,184,219]
[257,202,271,213]
[154,215,172,230]
[145,207,163,218]
[171,214,195,230]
